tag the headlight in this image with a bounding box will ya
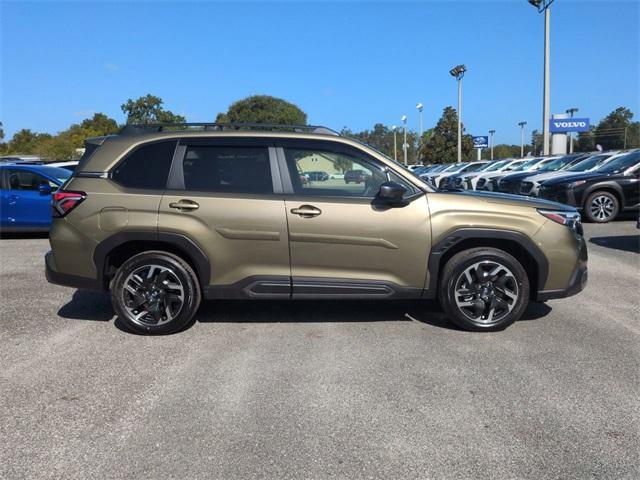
[538,209,582,235]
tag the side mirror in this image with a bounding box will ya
[39,183,53,195]
[377,181,407,206]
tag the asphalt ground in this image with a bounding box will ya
[1,220,639,479]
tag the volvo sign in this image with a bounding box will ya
[549,118,590,133]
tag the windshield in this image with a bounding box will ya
[567,154,611,172]
[507,161,530,172]
[598,150,640,174]
[42,166,72,184]
[480,161,506,172]
[539,154,581,172]
[462,163,487,173]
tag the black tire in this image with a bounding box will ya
[438,247,530,332]
[584,190,619,223]
[111,251,201,335]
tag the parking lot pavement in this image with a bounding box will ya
[1,222,639,480]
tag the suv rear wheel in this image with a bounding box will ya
[438,248,529,331]
[111,251,201,334]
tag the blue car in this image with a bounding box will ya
[1,164,71,232]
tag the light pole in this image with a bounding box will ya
[449,65,466,162]
[416,103,424,164]
[566,107,578,153]
[489,129,496,160]
[391,125,398,161]
[518,121,527,158]
[528,0,554,155]
[401,115,408,165]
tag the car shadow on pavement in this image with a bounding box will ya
[589,235,640,254]
[57,290,114,321]
[0,231,49,240]
[57,291,553,332]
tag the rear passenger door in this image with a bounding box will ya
[158,138,291,297]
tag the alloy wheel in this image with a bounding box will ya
[589,195,615,221]
[121,264,185,327]
[454,261,519,324]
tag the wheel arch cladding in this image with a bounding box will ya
[428,229,547,300]
[584,184,624,208]
[94,231,211,289]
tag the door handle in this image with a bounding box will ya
[169,199,200,211]
[9,195,19,205]
[290,205,322,218]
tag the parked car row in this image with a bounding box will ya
[418,149,640,223]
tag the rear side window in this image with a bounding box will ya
[182,146,272,194]
[112,141,177,189]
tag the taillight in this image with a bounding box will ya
[52,190,86,218]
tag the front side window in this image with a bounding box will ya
[5,170,54,190]
[284,148,415,198]
[112,140,177,189]
[182,146,272,194]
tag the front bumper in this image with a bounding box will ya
[45,251,104,291]
[536,236,588,301]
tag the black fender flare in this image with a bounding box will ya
[581,181,625,208]
[93,231,211,288]
[427,228,548,295]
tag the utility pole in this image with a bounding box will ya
[449,65,467,162]
[489,130,496,160]
[519,121,527,158]
[401,115,408,166]
[391,125,398,161]
[566,107,578,153]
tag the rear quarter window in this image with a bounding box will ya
[111,141,177,189]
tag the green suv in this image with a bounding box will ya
[46,124,588,334]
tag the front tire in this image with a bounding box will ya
[438,248,529,331]
[111,251,201,334]
[584,191,619,223]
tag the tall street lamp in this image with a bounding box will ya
[401,115,408,165]
[518,121,528,158]
[416,103,424,163]
[391,125,398,161]
[449,65,466,162]
[489,129,496,160]
[528,0,554,155]
[566,107,578,153]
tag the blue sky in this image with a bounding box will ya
[2,0,638,144]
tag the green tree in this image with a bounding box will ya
[577,127,596,152]
[491,144,522,159]
[121,94,186,124]
[420,106,473,163]
[339,123,420,164]
[593,107,634,150]
[0,121,4,142]
[215,95,307,125]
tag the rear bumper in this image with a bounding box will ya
[45,251,104,291]
[536,236,588,301]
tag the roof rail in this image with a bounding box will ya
[118,122,340,136]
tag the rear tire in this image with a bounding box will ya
[438,248,529,331]
[111,251,201,335]
[584,191,619,223]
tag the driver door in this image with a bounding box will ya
[276,140,431,298]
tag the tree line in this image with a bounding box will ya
[1,94,637,163]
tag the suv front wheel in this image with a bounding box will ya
[438,248,530,331]
[111,251,201,334]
